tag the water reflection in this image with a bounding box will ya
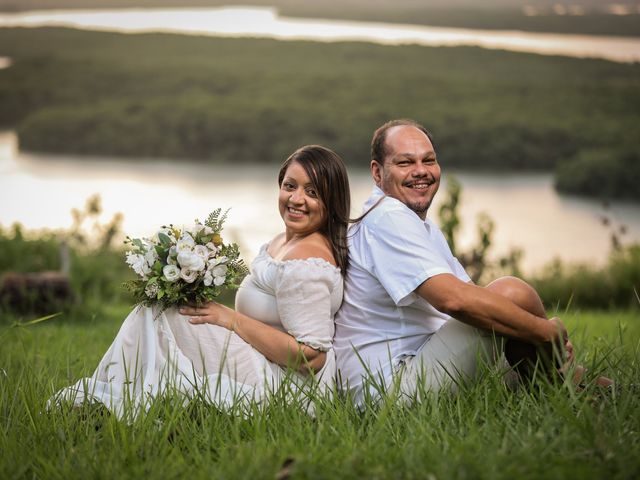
[0,7,639,63]
[1,131,639,273]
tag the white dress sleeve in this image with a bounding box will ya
[274,260,340,352]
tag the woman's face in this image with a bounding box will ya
[278,161,326,237]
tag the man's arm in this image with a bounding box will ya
[417,273,560,344]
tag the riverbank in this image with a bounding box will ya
[1,0,639,37]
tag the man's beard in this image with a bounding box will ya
[406,200,430,218]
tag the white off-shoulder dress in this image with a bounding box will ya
[50,244,343,418]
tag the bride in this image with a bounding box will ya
[51,145,351,418]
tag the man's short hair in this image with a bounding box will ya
[371,119,435,165]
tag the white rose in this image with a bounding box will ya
[177,250,192,267]
[180,268,198,284]
[176,233,195,253]
[212,264,228,277]
[203,272,213,286]
[214,275,226,286]
[163,264,181,282]
[194,245,209,259]
[203,226,214,235]
[194,257,206,271]
[205,242,218,256]
[177,251,205,271]
[126,252,152,278]
[207,255,227,268]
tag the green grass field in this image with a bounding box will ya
[1,308,638,479]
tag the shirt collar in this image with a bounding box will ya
[365,185,432,231]
[363,185,385,211]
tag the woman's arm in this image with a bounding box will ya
[179,303,327,374]
[181,234,337,375]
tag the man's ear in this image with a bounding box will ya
[371,160,382,186]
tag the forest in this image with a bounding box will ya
[1,27,639,200]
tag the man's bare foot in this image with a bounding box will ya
[572,365,614,388]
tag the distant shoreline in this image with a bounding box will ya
[0,0,639,37]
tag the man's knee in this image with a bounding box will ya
[485,276,546,318]
[487,277,552,376]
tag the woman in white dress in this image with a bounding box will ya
[51,145,351,418]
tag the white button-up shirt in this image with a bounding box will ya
[334,186,470,405]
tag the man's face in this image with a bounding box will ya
[371,125,441,220]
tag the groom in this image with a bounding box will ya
[334,119,571,405]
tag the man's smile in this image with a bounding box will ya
[403,179,434,190]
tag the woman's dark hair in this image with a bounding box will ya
[278,145,351,275]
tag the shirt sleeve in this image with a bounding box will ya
[274,260,340,352]
[431,220,471,283]
[365,205,456,306]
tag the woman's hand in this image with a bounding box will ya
[179,302,237,331]
[180,302,325,373]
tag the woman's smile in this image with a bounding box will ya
[286,206,308,218]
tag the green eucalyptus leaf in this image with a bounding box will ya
[153,260,163,273]
[158,232,172,246]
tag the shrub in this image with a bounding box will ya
[530,244,640,310]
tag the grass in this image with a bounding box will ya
[1,307,639,479]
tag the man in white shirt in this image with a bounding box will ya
[334,119,573,406]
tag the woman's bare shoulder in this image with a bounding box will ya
[282,233,336,266]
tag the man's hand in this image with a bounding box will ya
[546,317,568,346]
[547,317,574,362]
[544,317,576,372]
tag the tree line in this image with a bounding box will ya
[0,27,639,200]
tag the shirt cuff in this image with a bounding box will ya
[392,266,453,306]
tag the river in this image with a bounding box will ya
[0,6,639,63]
[1,8,638,272]
[1,131,639,273]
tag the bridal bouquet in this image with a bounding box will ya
[124,209,247,311]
